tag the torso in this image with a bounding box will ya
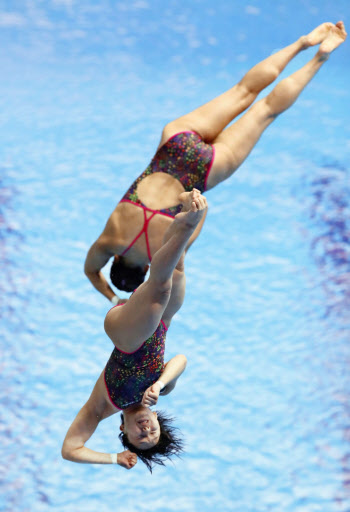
[103,319,167,410]
[101,131,214,263]
[104,201,173,265]
[135,172,185,210]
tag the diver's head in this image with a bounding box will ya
[110,255,149,292]
[119,405,184,472]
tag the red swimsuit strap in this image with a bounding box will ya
[121,206,157,261]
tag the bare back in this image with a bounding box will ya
[136,172,185,209]
[99,171,205,265]
[103,200,173,265]
[85,132,210,302]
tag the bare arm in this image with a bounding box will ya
[141,354,187,406]
[84,240,119,302]
[162,188,207,248]
[62,377,137,469]
[62,401,113,464]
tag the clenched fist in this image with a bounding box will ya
[141,382,162,407]
[118,450,137,469]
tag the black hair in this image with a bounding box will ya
[119,411,185,473]
[110,256,147,292]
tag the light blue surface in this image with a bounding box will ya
[1,2,350,511]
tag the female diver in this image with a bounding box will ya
[84,22,347,303]
[62,189,207,471]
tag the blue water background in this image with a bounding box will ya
[1,1,350,511]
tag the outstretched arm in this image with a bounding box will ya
[62,375,137,469]
[62,401,136,468]
[142,354,187,407]
[84,240,120,303]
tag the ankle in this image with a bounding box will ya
[316,49,330,62]
[298,35,310,51]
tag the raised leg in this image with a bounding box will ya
[159,22,335,147]
[104,190,207,351]
[206,22,347,189]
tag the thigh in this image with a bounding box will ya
[104,280,171,353]
[158,112,225,149]
[157,119,199,150]
[206,100,274,190]
[158,85,256,148]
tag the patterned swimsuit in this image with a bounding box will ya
[104,319,167,410]
[119,131,215,260]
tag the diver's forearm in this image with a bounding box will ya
[158,354,187,388]
[85,270,119,302]
[62,446,119,465]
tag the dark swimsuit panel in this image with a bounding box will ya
[120,131,215,217]
[104,320,167,410]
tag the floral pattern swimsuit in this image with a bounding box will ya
[104,317,167,410]
[119,131,215,260]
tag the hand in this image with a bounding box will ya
[117,450,137,470]
[175,189,207,227]
[178,188,201,212]
[110,296,128,306]
[141,382,162,407]
[117,298,128,305]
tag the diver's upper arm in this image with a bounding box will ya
[84,239,113,273]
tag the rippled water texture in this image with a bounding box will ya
[1,1,350,511]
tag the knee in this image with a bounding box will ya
[236,82,258,104]
[152,276,173,297]
[261,65,280,86]
[172,267,185,290]
[265,77,298,114]
[175,253,185,273]
[143,276,172,308]
[240,64,279,94]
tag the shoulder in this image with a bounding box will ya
[94,234,118,255]
[85,236,116,270]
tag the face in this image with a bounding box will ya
[121,405,160,449]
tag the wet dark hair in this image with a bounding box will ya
[119,411,184,473]
[110,256,147,292]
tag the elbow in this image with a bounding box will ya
[61,443,74,462]
[61,446,70,461]
[84,263,93,278]
[84,267,100,282]
[178,354,187,370]
[84,259,98,278]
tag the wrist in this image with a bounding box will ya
[111,295,119,305]
[110,453,118,464]
[156,380,165,391]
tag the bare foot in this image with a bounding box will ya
[178,188,202,212]
[319,21,347,56]
[301,22,334,48]
[175,189,207,227]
